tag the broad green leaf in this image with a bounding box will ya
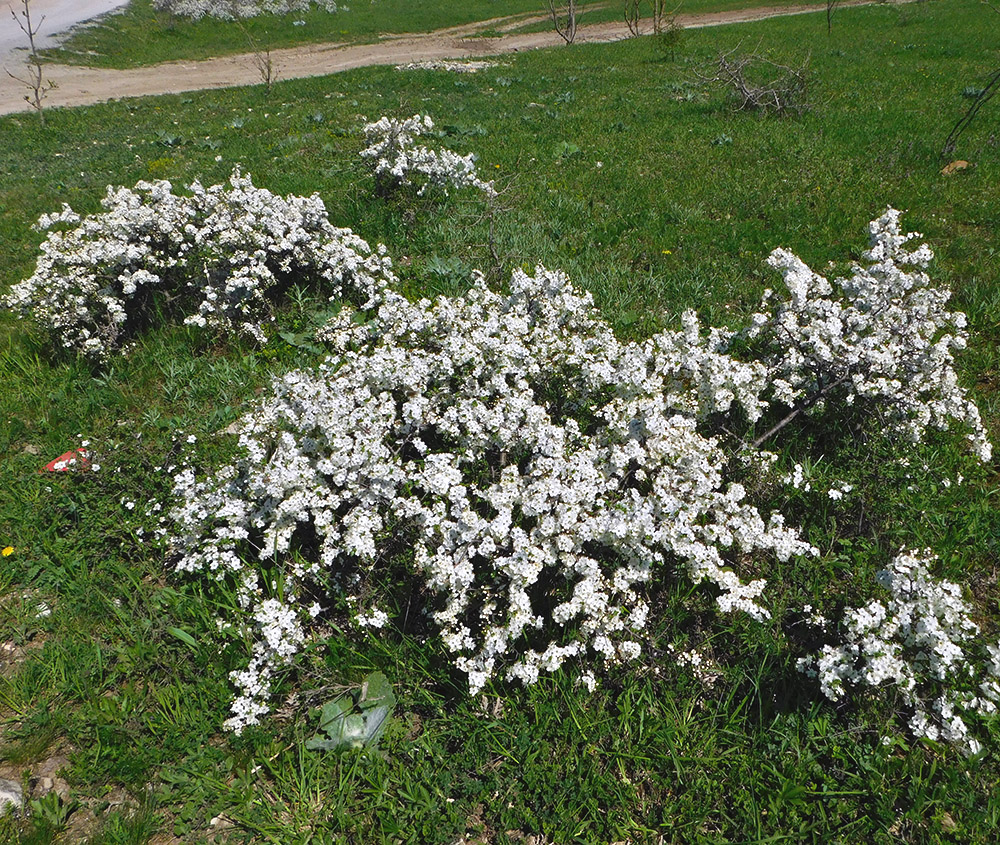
[317,697,352,731]
[358,671,394,709]
[362,704,392,745]
[307,673,396,752]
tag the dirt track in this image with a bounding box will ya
[0,2,877,116]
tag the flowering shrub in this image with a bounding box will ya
[170,267,814,731]
[798,551,1000,756]
[2,169,394,362]
[748,209,991,460]
[360,115,497,199]
[154,206,991,746]
[153,0,342,20]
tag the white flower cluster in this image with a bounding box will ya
[3,169,394,362]
[360,115,497,198]
[226,598,306,732]
[152,0,342,21]
[749,209,991,461]
[395,61,501,74]
[798,551,1000,755]
[170,266,813,730]
[665,642,722,687]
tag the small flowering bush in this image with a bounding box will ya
[360,115,497,199]
[153,0,343,20]
[2,169,394,362]
[395,61,502,74]
[799,551,1000,756]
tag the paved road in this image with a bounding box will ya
[1,0,128,74]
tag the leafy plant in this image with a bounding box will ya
[154,130,186,147]
[305,672,396,751]
[28,791,78,832]
[654,9,684,61]
[553,140,582,160]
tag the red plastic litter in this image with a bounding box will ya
[43,449,91,472]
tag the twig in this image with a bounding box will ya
[624,0,642,37]
[229,0,277,93]
[6,0,53,124]
[827,0,841,35]
[942,65,1000,157]
[750,375,850,448]
[697,43,810,115]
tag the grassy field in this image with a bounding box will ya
[3,0,1000,842]
[40,0,809,69]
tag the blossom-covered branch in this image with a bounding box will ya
[748,209,991,461]
[799,551,1000,756]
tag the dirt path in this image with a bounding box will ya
[0,1,879,116]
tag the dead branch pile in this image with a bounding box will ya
[701,48,810,115]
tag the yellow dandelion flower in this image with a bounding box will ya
[2,546,13,557]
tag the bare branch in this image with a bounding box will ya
[229,0,277,93]
[7,0,52,124]
[826,0,841,35]
[547,0,577,45]
[750,376,850,448]
[698,45,810,115]
[942,65,1000,157]
[939,1,1000,156]
[624,0,642,37]
[652,0,669,34]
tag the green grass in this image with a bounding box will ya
[3,0,1000,841]
[42,0,811,70]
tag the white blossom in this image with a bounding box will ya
[170,265,814,725]
[749,209,991,461]
[799,550,996,755]
[395,61,501,74]
[157,208,991,733]
[360,114,497,198]
[153,0,341,20]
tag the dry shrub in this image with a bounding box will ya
[701,46,810,115]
